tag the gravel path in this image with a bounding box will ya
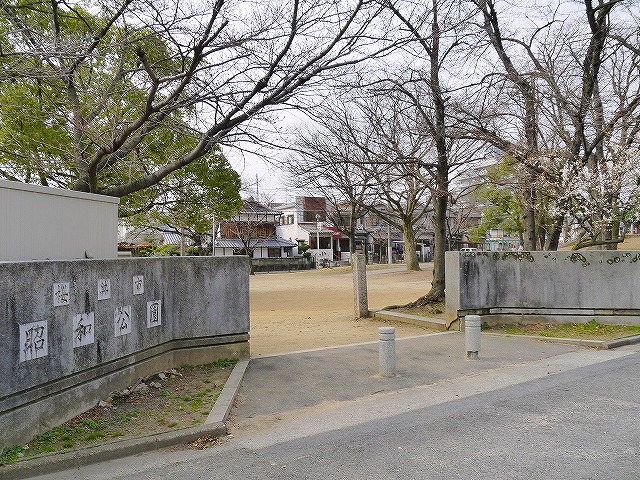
[249,263,437,356]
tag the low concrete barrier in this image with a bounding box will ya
[252,257,313,273]
[0,256,249,448]
[446,251,640,327]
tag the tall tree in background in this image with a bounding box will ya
[288,91,435,272]
[286,120,372,256]
[543,1,640,249]
[470,0,542,250]
[352,91,434,272]
[384,0,476,301]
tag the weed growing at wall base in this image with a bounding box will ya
[0,359,238,466]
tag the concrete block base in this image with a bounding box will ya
[0,335,248,449]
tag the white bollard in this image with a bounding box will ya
[465,315,481,360]
[379,326,396,377]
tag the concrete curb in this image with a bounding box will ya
[483,332,640,350]
[602,334,640,349]
[206,359,250,423]
[253,331,458,359]
[0,359,250,480]
[370,309,448,331]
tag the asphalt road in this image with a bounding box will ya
[30,346,640,480]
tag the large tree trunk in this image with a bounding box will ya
[385,0,448,306]
[403,221,420,271]
[429,192,447,299]
[407,191,447,306]
[407,0,447,304]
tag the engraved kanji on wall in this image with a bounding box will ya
[146,300,162,328]
[97,279,111,301]
[53,282,70,306]
[19,321,48,362]
[114,305,132,336]
[132,275,144,295]
[72,312,95,348]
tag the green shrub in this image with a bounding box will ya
[153,244,181,256]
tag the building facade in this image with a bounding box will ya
[214,198,296,258]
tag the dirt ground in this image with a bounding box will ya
[249,263,438,356]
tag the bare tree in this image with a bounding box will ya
[464,0,546,250]
[287,90,435,271]
[285,129,372,257]
[382,0,477,301]
[0,0,394,197]
[544,2,640,249]
[354,93,434,272]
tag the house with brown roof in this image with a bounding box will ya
[213,198,296,258]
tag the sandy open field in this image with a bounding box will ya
[249,263,437,356]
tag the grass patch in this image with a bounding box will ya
[0,445,25,465]
[0,359,237,465]
[181,358,238,370]
[483,320,640,340]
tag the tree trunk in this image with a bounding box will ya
[605,221,620,251]
[544,215,564,251]
[412,0,448,304]
[430,192,447,298]
[403,221,420,271]
[406,191,446,306]
[479,1,540,251]
[386,0,448,306]
[522,181,537,250]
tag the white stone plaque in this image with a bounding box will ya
[97,279,111,301]
[146,300,162,328]
[19,321,48,362]
[133,275,144,295]
[72,312,95,348]
[53,282,70,306]
[114,305,132,336]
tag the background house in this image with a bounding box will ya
[214,198,296,258]
[275,196,369,264]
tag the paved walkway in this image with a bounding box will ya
[17,332,640,479]
[232,332,585,423]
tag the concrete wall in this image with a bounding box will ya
[446,251,640,326]
[0,256,249,448]
[0,180,118,261]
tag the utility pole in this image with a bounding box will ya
[387,223,392,265]
[255,174,259,201]
[316,214,321,268]
[211,217,216,257]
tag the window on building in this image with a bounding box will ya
[233,248,249,256]
[267,247,280,258]
[303,211,326,222]
[287,215,294,225]
[319,236,331,249]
